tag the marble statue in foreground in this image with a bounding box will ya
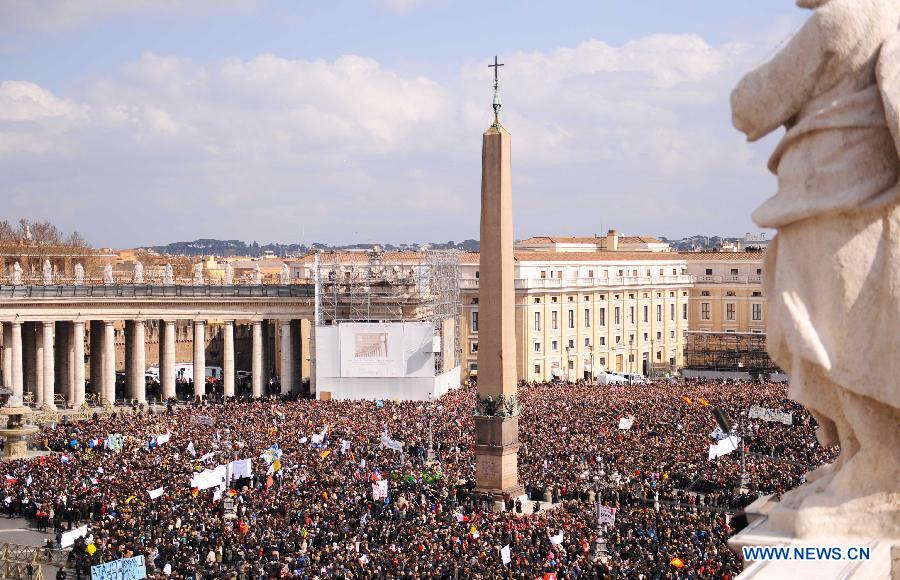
[731,0,900,539]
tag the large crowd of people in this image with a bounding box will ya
[2,378,836,578]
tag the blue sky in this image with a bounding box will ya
[0,0,806,247]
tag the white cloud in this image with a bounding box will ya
[0,81,83,122]
[0,33,777,246]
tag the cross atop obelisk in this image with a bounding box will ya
[474,55,523,502]
[488,55,504,126]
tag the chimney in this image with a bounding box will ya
[606,229,619,251]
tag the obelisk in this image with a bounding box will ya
[474,57,523,499]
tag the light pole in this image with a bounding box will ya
[565,347,573,382]
[737,412,748,492]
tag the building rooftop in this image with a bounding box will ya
[517,235,664,246]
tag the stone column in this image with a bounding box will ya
[280,320,293,395]
[103,321,116,404]
[1,322,11,388]
[474,117,523,498]
[223,320,235,398]
[130,320,146,403]
[193,320,206,399]
[161,320,176,401]
[72,321,85,406]
[35,325,44,407]
[251,321,263,398]
[23,321,35,399]
[42,321,55,410]
[10,322,23,403]
[67,324,76,404]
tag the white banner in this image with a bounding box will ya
[380,429,403,452]
[60,524,89,548]
[598,505,616,525]
[156,432,171,446]
[708,435,741,461]
[190,415,216,427]
[749,405,793,425]
[191,465,226,491]
[549,531,564,545]
[617,417,634,430]
[500,544,511,565]
[90,555,146,580]
[147,487,164,500]
[228,459,252,482]
[372,480,388,500]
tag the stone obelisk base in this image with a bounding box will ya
[729,495,899,578]
[473,416,524,499]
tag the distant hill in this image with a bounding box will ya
[148,238,479,257]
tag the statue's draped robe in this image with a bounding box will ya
[731,0,900,410]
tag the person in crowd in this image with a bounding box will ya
[4,378,833,578]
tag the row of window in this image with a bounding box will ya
[537,267,684,279]
[532,291,688,304]
[699,302,763,321]
[469,328,679,355]
[704,268,763,276]
[528,303,688,331]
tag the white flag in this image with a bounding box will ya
[148,487,164,499]
[549,531,564,545]
[500,544,511,565]
[380,429,403,452]
[156,432,171,445]
[618,417,634,430]
[186,441,195,456]
[372,480,388,500]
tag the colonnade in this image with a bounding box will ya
[0,318,305,407]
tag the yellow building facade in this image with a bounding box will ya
[460,239,694,382]
[682,252,766,334]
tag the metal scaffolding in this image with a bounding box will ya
[313,249,461,373]
[683,331,781,374]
